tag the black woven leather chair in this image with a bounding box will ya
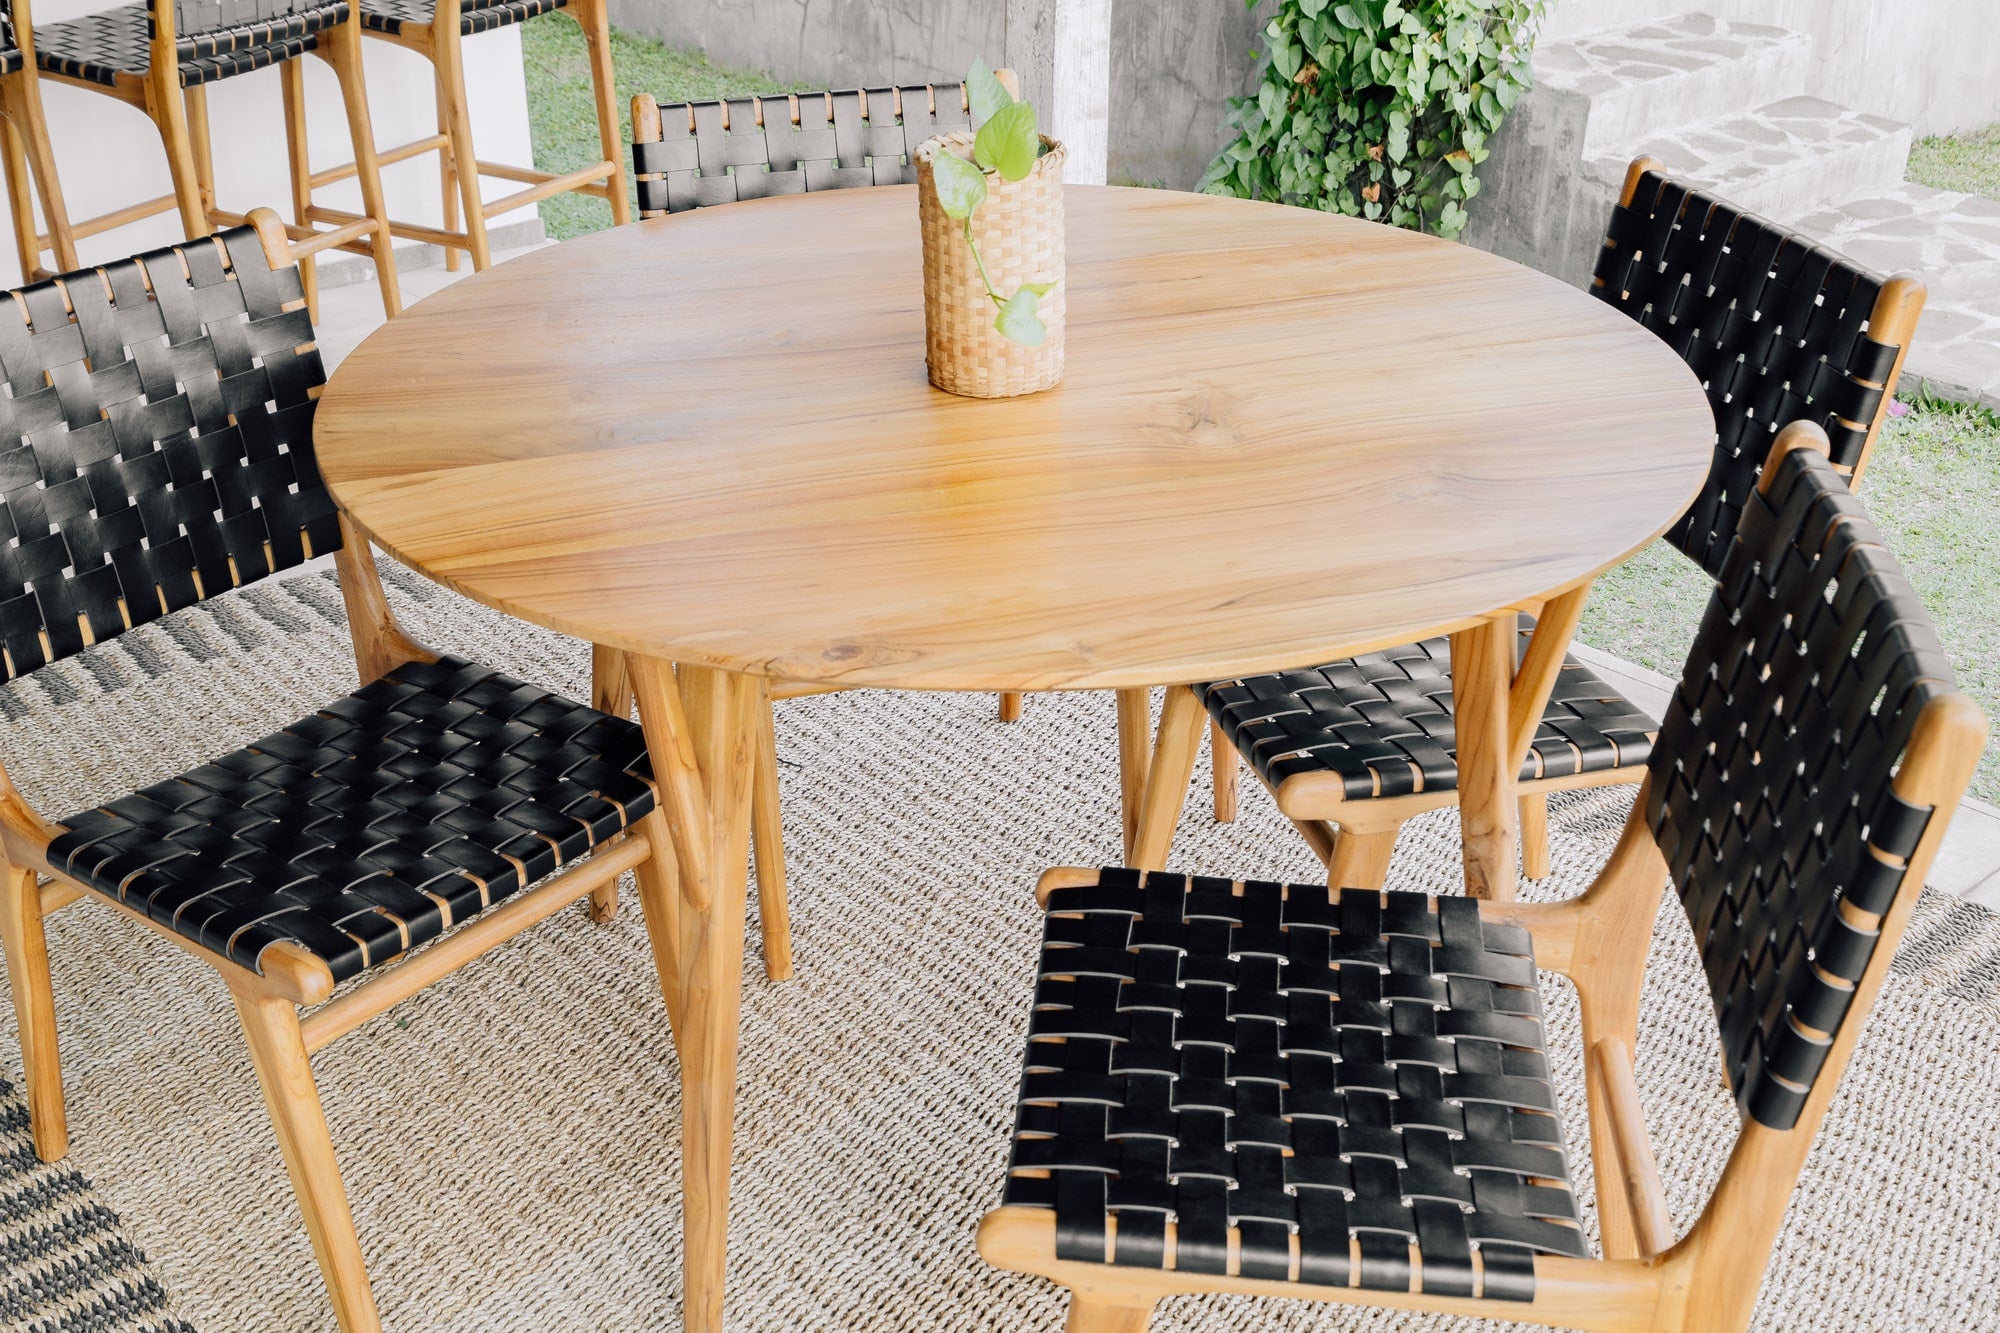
[981,425,1986,1332]
[16,0,400,317]
[0,214,677,1333]
[0,2,76,280]
[619,76,1016,982]
[293,0,626,273]
[1185,155,1926,894]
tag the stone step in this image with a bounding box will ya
[1794,183,2000,407]
[1540,0,1697,44]
[1583,96,1913,228]
[1533,14,1812,156]
[1465,95,1912,292]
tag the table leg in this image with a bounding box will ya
[625,653,761,1333]
[1114,688,1152,859]
[1452,613,1518,901]
[1128,685,1206,872]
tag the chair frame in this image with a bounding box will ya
[982,425,1987,1333]
[1195,155,1928,894]
[0,211,674,1332]
[299,0,627,277]
[0,3,78,279]
[11,0,400,315]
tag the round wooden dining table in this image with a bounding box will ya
[315,184,1713,1330]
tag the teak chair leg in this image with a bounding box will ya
[1327,825,1398,889]
[998,691,1024,722]
[570,0,630,226]
[280,59,320,321]
[316,18,402,317]
[143,72,211,239]
[230,986,381,1333]
[752,702,793,981]
[434,74,461,272]
[1520,792,1551,880]
[0,115,39,282]
[0,76,77,273]
[183,84,215,214]
[1064,1294,1156,1332]
[432,29,492,271]
[1210,718,1237,822]
[0,861,67,1161]
[585,644,634,924]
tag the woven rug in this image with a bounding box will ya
[1,561,1997,1333]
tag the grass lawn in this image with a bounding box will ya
[518,18,798,240]
[1580,401,2000,802]
[1907,121,2000,199]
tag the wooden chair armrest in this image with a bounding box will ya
[1470,896,1583,974]
[1589,1036,1674,1259]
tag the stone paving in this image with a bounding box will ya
[1796,183,2000,407]
[1534,12,1798,100]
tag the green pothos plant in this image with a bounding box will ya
[1200,0,1546,240]
[928,60,1057,345]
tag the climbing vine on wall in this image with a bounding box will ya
[1201,0,1546,239]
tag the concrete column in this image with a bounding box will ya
[1004,0,1112,184]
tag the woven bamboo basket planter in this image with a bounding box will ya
[914,131,1066,398]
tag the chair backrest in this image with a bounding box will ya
[631,82,973,218]
[0,226,335,682]
[1645,438,1960,1132]
[1591,162,1920,579]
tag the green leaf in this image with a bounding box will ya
[929,147,987,219]
[1333,4,1363,28]
[974,101,1040,180]
[966,59,1014,123]
[994,288,1047,346]
[1299,0,1329,16]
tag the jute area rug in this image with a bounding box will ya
[1,562,1997,1333]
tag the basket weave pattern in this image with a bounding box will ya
[915,132,1065,398]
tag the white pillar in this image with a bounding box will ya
[1004,0,1113,185]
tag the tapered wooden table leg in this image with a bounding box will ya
[1128,685,1205,871]
[625,654,761,1333]
[1114,688,1152,860]
[1453,612,1519,901]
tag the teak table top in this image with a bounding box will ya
[316,185,1713,692]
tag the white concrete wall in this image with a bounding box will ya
[0,1,539,287]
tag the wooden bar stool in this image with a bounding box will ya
[17,0,400,315]
[299,0,625,275]
[0,3,77,280]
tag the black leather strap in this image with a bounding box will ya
[1646,445,1950,1129]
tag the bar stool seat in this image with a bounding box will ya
[33,1,343,87]
[361,0,564,38]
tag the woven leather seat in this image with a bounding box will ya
[0,220,681,1332]
[983,436,1986,1330]
[49,655,654,985]
[1203,623,1656,801]
[360,0,564,39]
[32,0,345,87]
[1004,866,1585,1299]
